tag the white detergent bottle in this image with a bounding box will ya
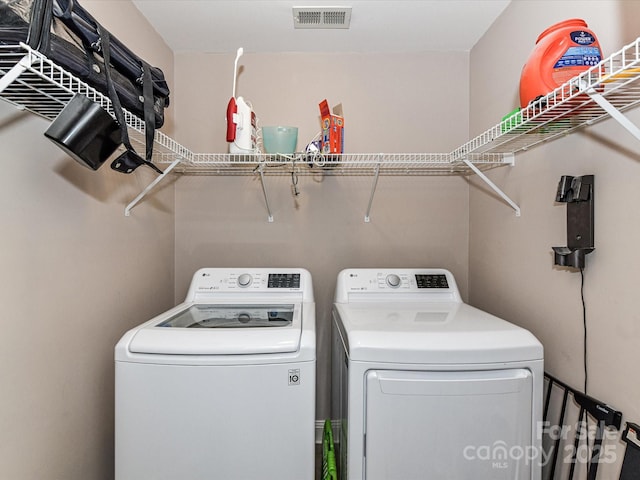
[226,48,257,154]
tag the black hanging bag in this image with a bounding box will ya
[0,0,170,127]
[0,0,169,173]
[99,25,162,174]
[0,0,46,49]
[49,0,170,127]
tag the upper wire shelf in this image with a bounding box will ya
[454,37,640,158]
[166,152,507,176]
[3,39,640,174]
[0,44,190,162]
[2,37,640,217]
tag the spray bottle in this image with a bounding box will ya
[226,47,257,153]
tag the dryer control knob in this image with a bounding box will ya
[237,273,253,287]
[386,274,401,288]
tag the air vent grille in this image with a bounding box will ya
[293,7,352,29]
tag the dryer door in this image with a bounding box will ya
[364,368,534,480]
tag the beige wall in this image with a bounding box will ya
[5,0,639,477]
[470,1,640,478]
[172,51,471,419]
[0,2,175,479]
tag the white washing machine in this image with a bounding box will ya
[331,268,544,480]
[115,268,316,480]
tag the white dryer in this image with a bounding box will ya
[115,268,316,480]
[331,269,544,480]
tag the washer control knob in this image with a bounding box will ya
[386,274,401,288]
[237,273,253,287]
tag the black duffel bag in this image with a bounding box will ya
[0,0,170,128]
[1,0,169,173]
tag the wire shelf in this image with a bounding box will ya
[453,37,640,158]
[0,44,192,162]
[2,37,640,217]
[0,43,512,176]
[162,152,507,176]
[3,40,640,174]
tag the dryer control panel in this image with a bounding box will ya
[334,268,461,303]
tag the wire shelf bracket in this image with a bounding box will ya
[125,158,182,216]
[463,153,521,216]
[257,164,274,222]
[364,161,381,223]
[582,82,640,143]
[0,53,32,95]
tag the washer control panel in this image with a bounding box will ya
[335,268,460,303]
[233,273,301,289]
[186,268,313,302]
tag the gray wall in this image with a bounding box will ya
[469,2,640,478]
[0,2,175,479]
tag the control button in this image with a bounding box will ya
[237,273,253,287]
[238,313,251,323]
[386,274,401,288]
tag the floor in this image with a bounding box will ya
[315,443,322,480]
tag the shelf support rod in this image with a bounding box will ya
[125,158,181,216]
[258,165,274,223]
[463,157,521,216]
[364,163,381,223]
[584,86,640,143]
[0,54,31,94]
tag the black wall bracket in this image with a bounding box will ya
[552,175,594,269]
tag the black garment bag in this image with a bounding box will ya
[1,0,169,173]
[1,0,169,127]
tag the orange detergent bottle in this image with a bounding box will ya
[520,19,602,108]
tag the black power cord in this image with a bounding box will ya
[580,267,588,394]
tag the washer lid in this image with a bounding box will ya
[334,302,543,364]
[129,303,302,355]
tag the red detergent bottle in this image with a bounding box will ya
[520,19,602,108]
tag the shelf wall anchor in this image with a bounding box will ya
[125,158,182,216]
[463,156,521,216]
[258,165,274,223]
[364,162,381,223]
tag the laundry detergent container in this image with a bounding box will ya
[520,19,602,108]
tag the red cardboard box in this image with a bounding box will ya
[319,99,344,154]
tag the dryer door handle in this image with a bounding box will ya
[369,369,532,396]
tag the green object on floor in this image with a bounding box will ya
[322,420,337,480]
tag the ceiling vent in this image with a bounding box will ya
[293,6,352,29]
